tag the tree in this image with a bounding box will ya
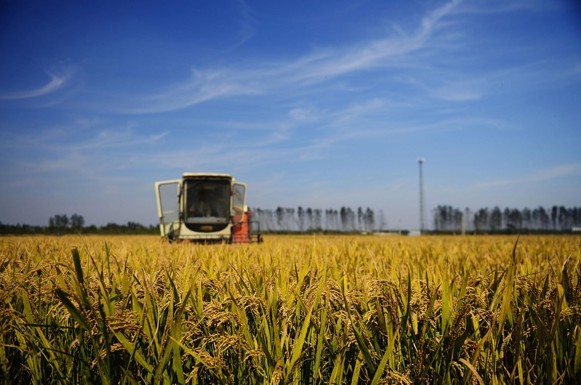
[452,208,463,231]
[276,207,284,230]
[364,207,375,232]
[558,206,569,231]
[572,207,581,226]
[551,206,558,230]
[286,208,296,230]
[326,209,339,231]
[48,214,69,232]
[306,207,313,230]
[463,207,472,232]
[433,206,444,231]
[522,207,531,229]
[297,206,305,231]
[340,207,348,231]
[347,208,356,231]
[490,207,502,231]
[357,207,364,231]
[474,208,489,231]
[503,208,511,229]
[70,214,85,230]
[508,209,522,230]
[378,210,387,231]
[539,207,550,230]
[313,209,322,230]
[325,209,333,230]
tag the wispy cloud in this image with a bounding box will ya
[62,129,167,152]
[431,82,483,101]
[1,121,166,153]
[1,116,168,189]
[0,68,74,100]
[19,152,89,173]
[274,1,463,85]
[454,0,558,15]
[232,0,257,48]
[121,69,263,114]
[475,163,581,189]
[117,0,464,114]
[116,0,559,115]
[395,58,562,103]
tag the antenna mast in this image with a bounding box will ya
[417,158,426,233]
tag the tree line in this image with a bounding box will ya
[2,206,580,235]
[251,207,387,233]
[433,205,581,233]
[0,213,157,235]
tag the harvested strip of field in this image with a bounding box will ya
[1,235,579,384]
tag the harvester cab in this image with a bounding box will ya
[155,173,262,243]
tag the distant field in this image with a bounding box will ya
[1,235,579,384]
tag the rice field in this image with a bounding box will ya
[1,234,580,384]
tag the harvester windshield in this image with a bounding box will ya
[184,179,230,230]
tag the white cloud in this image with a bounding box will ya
[475,163,581,189]
[0,68,74,100]
[232,0,257,48]
[1,121,167,153]
[284,1,463,84]
[20,152,88,173]
[72,128,167,151]
[432,84,482,101]
[454,0,557,15]
[116,0,464,114]
[288,107,322,122]
[419,0,463,38]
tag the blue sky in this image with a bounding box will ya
[1,0,580,229]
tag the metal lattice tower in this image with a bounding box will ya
[417,158,425,233]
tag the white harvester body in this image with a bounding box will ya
[155,173,261,243]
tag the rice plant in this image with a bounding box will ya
[0,235,579,384]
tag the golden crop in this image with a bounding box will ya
[1,235,580,384]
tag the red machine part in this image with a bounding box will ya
[231,210,251,243]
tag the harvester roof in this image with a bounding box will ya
[182,173,233,179]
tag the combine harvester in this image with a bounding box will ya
[155,173,262,243]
